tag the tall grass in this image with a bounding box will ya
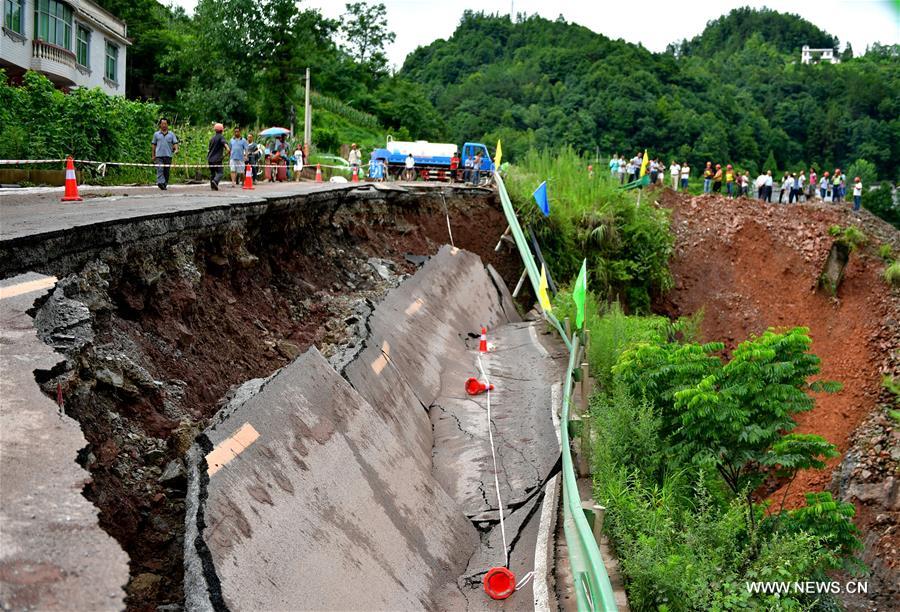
[507,147,673,312]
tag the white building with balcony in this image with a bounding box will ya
[801,45,839,65]
[1,0,129,95]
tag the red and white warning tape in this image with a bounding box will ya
[0,158,353,173]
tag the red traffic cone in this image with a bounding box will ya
[479,326,488,353]
[465,377,494,396]
[315,164,323,182]
[352,166,359,183]
[61,156,82,202]
[483,567,516,600]
[242,163,254,190]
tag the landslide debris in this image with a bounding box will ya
[27,187,518,611]
[655,190,899,609]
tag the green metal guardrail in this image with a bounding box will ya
[494,172,617,611]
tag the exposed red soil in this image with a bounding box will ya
[655,190,897,507]
[654,190,900,606]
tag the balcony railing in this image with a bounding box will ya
[32,39,76,69]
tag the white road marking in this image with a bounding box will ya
[0,276,57,300]
[529,322,550,358]
[533,382,563,610]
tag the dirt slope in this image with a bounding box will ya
[654,190,899,606]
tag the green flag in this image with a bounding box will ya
[573,259,587,329]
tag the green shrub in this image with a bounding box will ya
[885,261,900,286]
[846,158,877,188]
[863,183,899,229]
[829,224,867,251]
[878,243,893,261]
[584,318,859,608]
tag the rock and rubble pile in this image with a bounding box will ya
[655,189,899,609]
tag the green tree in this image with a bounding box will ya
[846,158,877,186]
[340,2,395,72]
[614,327,841,529]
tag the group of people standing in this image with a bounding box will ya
[150,119,305,191]
[207,126,301,190]
[752,167,863,211]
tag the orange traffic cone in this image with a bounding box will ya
[242,163,254,190]
[61,156,82,202]
[315,164,322,182]
[465,377,494,396]
[479,326,488,353]
[352,166,359,183]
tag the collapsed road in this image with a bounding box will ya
[0,182,569,610]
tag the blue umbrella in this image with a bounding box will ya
[258,127,291,137]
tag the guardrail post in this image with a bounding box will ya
[580,361,591,410]
[579,396,592,477]
[580,501,606,547]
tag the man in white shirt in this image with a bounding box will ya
[764,171,774,202]
[669,161,681,190]
[755,173,767,200]
[403,153,416,181]
[680,163,690,190]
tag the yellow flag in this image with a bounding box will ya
[495,139,502,169]
[639,149,649,177]
[538,264,552,312]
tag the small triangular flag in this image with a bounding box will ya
[533,181,549,217]
[573,259,587,329]
[538,264,553,312]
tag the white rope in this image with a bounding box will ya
[476,352,508,568]
[440,192,455,247]
[0,158,353,170]
[515,570,536,591]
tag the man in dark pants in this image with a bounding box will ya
[207,123,227,190]
[151,118,178,190]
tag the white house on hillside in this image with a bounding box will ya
[801,45,839,65]
[1,0,129,95]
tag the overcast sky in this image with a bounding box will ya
[169,0,899,69]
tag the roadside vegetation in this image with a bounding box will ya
[0,71,382,185]
[506,147,673,313]
[508,146,868,608]
[552,295,864,610]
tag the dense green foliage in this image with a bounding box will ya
[506,148,673,312]
[862,184,900,228]
[0,71,157,169]
[552,299,864,609]
[93,0,443,141]
[402,9,900,179]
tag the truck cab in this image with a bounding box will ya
[461,143,494,173]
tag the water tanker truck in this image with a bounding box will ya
[370,136,494,182]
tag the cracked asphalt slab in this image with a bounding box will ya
[431,320,565,610]
[185,246,570,610]
[0,273,129,610]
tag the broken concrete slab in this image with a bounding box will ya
[184,348,477,611]
[343,246,510,467]
[430,320,565,609]
[0,273,128,610]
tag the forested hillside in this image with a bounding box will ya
[401,8,900,178]
[93,0,444,140]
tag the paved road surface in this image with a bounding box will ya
[0,273,129,610]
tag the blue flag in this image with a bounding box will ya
[533,181,550,217]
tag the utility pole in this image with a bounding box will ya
[304,67,312,159]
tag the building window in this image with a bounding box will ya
[4,0,23,33]
[105,41,118,82]
[76,25,90,66]
[34,0,73,49]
